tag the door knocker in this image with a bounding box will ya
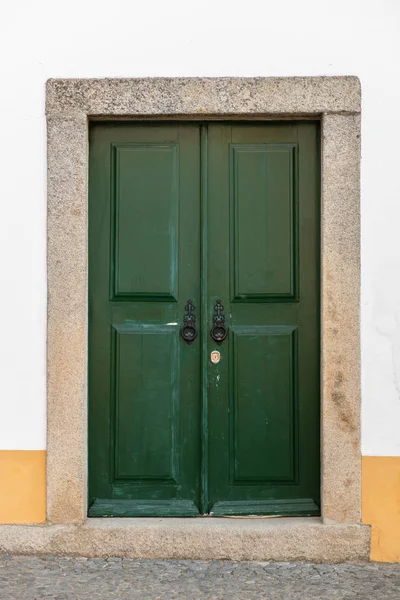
[180,300,198,344]
[210,299,228,344]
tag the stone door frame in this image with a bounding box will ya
[41,77,367,560]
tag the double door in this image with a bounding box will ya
[88,121,320,517]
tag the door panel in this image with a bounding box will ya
[207,123,320,516]
[230,143,296,300]
[113,142,179,300]
[231,326,296,483]
[89,123,201,516]
[113,324,179,482]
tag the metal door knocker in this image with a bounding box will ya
[180,300,198,344]
[210,299,228,344]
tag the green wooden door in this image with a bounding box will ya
[89,123,202,516]
[206,123,320,516]
[88,121,320,517]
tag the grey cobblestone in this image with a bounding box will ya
[0,555,399,599]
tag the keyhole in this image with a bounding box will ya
[210,350,221,364]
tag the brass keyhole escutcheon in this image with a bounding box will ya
[210,350,221,364]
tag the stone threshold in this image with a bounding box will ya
[0,517,370,562]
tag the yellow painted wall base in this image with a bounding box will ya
[0,450,398,558]
[362,456,400,562]
[0,450,46,524]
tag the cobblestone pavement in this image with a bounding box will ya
[0,556,399,599]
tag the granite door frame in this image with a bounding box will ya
[46,78,362,540]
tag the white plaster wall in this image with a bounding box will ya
[0,0,399,453]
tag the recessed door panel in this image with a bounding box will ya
[231,144,297,301]
[231,326,297,484]
[113,143,179,300]
[113,325,179,482]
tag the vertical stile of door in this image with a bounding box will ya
[200,124,209,515]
